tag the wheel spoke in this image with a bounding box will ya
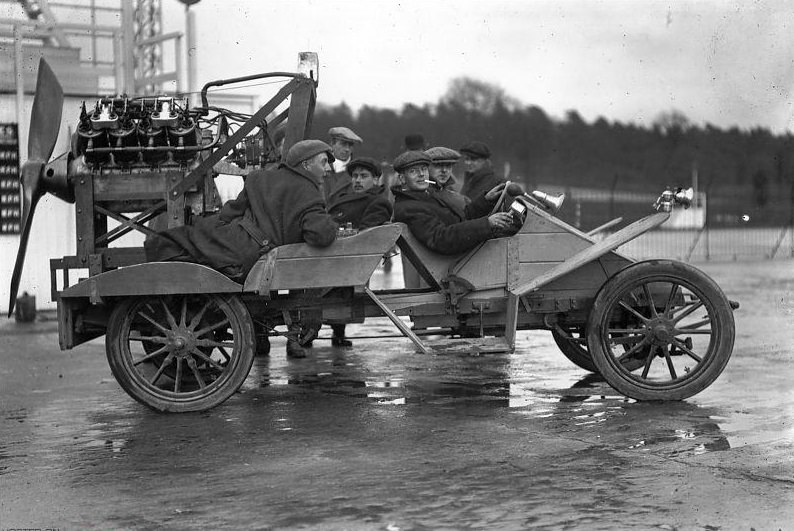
[217,346,231,363]
[608,328,646,335]
[195,339,236,349]
[663,283,680,318]
[616,336,649,361]
[618,300,650,323]
[671,300,703,324]
[678,317,711,330]
[609,334,645,346]
[641,344,657,378]
[180,297,188,328]
[160,299,179,329]
[133,345,170,365]
[190,348,226,371]
[186,357,207,388]
[675,328,712,335]
[188,299,213,331]
[149,353,175,385]
[137,311,170,335]
[662,345,677,379]
[642,284,658,318]
[130,334,169,344]
[174,357,183,393]
[195,318,231,338]
[672,338,703,362]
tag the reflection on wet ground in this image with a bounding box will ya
[2,260,794,528]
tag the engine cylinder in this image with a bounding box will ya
[168,120,199,163]
[137,120,168,165]
[108,122,139,165]
[74,124,109,165]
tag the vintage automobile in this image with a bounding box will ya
[9,56,737,412]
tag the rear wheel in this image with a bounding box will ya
[551,325,597,372]
[106,293,255,412]
[552,324,648,373]
[587,260,734,401]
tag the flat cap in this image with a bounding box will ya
[328,126,363,144]
[459,140,491,159]
[347,156,382,177]
[425,146,461,164]
[285,139,335,167]
[392,150,431,173]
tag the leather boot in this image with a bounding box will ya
[286,322,307,359]
[331,324,352,348]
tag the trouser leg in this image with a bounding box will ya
[331,323,352,347]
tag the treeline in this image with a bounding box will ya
[311,77,794,225]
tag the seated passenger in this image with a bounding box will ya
[391,151,516,255]
[424,146,469,212]
[328,156,393,231]
[323,156,394,348]
[145,139,338,280]
[144,139,339,359]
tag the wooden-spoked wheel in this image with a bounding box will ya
[552,324,648,373]
[106,294,255,412]
[587,260,735,401]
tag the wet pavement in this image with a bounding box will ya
[1,260,793,530]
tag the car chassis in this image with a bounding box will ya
[9,56,737,412]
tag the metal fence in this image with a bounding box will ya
[535,184,794,262]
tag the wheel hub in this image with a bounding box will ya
[648,318,674,345]
[167,327,196,356]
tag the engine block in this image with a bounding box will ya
[72,96,202,169]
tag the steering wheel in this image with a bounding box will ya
[489,180,513,215]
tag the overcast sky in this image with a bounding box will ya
[158,0,794,133]
[157,0,794,133]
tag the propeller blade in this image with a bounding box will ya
[28,59,63,163]
[7,165,43,317]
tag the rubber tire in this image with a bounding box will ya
[551,326,598,372]
[552,325,648,373]
[587,260,735,401]
[106,294,255,413]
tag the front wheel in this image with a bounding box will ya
[587,260,735,401]
[106,293,255,412]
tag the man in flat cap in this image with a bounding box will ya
[144,139,339,358]
[391,150,515,255]
[326,126,363,203]
[459,140,504,202]
[323,156,394,347]
[425,146,468,212]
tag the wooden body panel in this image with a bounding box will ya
[59,262,242,300]
[244,224,402,292]
[396,223,460,289]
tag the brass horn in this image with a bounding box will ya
[673,187,694,208]
[526,190,565,213]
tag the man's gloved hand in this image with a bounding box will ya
[485,183,507,201]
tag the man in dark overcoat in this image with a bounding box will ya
[458,140,505,202]
[328,156,393,231]
[324,156,393,347]
[391,151,515,255]
[144,139,339,358]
